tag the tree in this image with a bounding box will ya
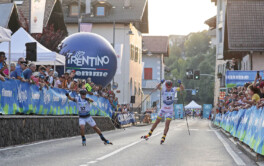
[18,9,67,52]
[165,31,215,105]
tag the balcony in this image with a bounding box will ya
[142,79,160,89]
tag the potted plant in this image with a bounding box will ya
[217,73,222,78]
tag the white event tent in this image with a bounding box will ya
[0,27,65,66]
[184,100,202,109]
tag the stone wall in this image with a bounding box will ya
[0,116,115,147]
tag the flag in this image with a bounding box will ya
[114,44,124,75]
[0,26,11,42]
[30,0,46,33]
[80,23,93,32]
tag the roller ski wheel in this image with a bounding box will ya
[104,140,113,145]
[82,140,86,146]
[141,135,149,140]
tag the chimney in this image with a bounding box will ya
[124,0,131,8]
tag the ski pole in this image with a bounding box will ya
[178,82,190,136]
[90,102,125,130]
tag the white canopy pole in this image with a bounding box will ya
[8,41,11,77]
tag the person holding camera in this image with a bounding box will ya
[66,89,112,146]
[141,79,184,144]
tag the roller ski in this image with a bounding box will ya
[160,135,166,145]
[104,140,113,145]
[141,135,149,140]
[82,138,86,146]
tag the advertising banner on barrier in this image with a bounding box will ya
[174,104,183,119]
[230,109,246,137]
[203,104,212,119]
[116,113,135,125]
[236,108,252,141]
[0,80,113,117]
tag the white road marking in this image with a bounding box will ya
[84,131,163,165]
[209,122,246,166]
[96,131,163,161]
[0,129,117,152]
[0,136,79,152]
[87,161,98,164]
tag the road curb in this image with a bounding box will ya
[217,125,264,163]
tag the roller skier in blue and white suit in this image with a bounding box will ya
[66,89,112,146]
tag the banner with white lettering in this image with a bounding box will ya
[0,80,112,117]
[226,70,264,88]
[30,0,46,33]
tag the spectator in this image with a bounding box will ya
[69,70,76,79]
[47,69,54,86]
[0,52,8,80]
[23,63,36,82]
[243,84,260,105]
[31,72,40,85]
[10,63,16,73]
[16,57,25,69]
[54,74,64,88]
[39,74,49,90]
[81,79,86,89]
[70,78,79,91]
[45,65,52,76]
[62,72,70,89]
[38,65,46,77]
[230,58,238,70]
[10,61,27,82]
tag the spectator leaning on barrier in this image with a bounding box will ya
[31,72,40,85]
[23,63,36,82]
[0,52,7,80]
[38,66,46,77]
[54,74,64,88]
[70,78,79,92]
[39,74,49,90]
[11,61,27,82]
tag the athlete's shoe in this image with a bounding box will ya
[160,136,166,144]
[104,140,113,145]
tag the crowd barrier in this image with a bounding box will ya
[0,79,113,117]
[214,106,264,155]
[115,112,135,125]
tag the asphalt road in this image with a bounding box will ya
[0,119,257,166]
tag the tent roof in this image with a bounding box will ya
[185,100,202,109]
[0,27,65,65]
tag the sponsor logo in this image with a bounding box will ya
[17,85,27,103]
[2,88,12,97]
[67,51,110,67]
[32,93,40,100]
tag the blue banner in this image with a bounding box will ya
[174,104,184,119]
[203,104,212,119]
[0,79,113,117]
[214,106,264,155]
[226,70,264,88]
[116,113,135,125]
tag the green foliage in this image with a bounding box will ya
[166,31,215,105]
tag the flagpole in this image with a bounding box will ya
[29,0,31,33]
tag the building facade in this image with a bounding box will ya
[142,36,168,112]
[62,0,149,107]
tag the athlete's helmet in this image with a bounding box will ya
[80,89,87,95]
[165,80,173,88]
